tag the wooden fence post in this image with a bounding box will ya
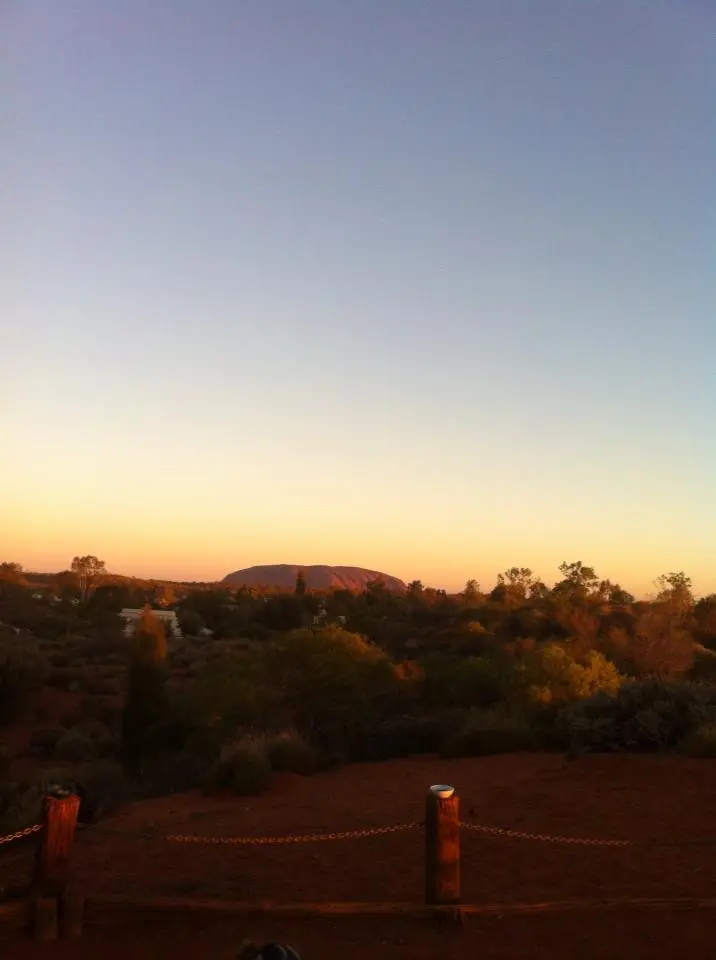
[31,788,80,939]
[425,784,460,906]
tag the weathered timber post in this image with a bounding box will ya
[425,784,460,906]
[60,887,86,939]
[32,897,59,942]
[31,788,80,940]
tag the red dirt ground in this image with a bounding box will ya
[5,753,716,958]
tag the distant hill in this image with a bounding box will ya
[221,564,407,593]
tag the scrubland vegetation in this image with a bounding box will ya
[2,557,716,835]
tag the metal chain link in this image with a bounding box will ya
[460,821,632,847]
[167,821,419,846]
[0,823,43,847]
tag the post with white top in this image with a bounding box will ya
[425,784,460,906]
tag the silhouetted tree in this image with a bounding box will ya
[71,555,106,602]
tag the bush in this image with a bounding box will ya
[28,725,65,758]
[0,781,44,835]
[518,645,622,707]
[441,708,538,757]
[679,723,716,758]
[135,749,215,798]
[359,714,445,761]
[54,731,97,763]
[210,736,272,796]
[0,629,49,721]
[73,760,130,821]
[262,628,401,754]
[265,729,318,775]
[31,761,130,823]
[421,656,506,712]
[556,679,716,752]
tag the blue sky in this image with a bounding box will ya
[4,1,715,595]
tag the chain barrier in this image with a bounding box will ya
[460,821,632,847]
[167,821,420,846]
[0,823,43,847]
[161,817,716,850]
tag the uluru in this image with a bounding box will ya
[221,564,407,593]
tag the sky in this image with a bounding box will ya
[3,0,715,597]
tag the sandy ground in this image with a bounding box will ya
[5,753,716,957]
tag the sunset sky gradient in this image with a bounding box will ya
[4,1,715,596]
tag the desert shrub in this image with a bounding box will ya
[31,761,130,823]
[133,748,215,798]
[358,714,445,761]
[121,659,169,771]
[49,651,73,668]
[71,720,117,758]
[80,696,121,729]
[441,708,538,757]
[47,667,79,690]
[607,612,695,679]
[260,628,401,754]
[679,723,716,758]
[0,629,49,722]
[517,645,622,707]
[0,781,44,834]
[28,725,66,758]
[265,729,318,775]
[72,760,130,821]
[210,736,272,796]
[53,731,97,763]
[689,647,716,682]
[556,679,716,752]
[421,656,507,712]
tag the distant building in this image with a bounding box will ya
[120,608,182,638]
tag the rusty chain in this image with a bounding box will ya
[167,821,420,846]
[0,823,43,847]
[460,821,632,847]
[158,817,714,850]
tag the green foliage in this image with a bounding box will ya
[0,562,26,585]
[556,679,716,752]
[28,725,65,758]
[421,655,506,711]
[130,607,167,663]
[361,714,446,761]
[121,659,169,771]
[0,629,49,722]
[679,722,716,758]
[518,645,622,706]
[0,781,44,835]
[72,760,130,821]
[70,555,106,602]
[441,708,538,757]
[134,748,216,798]
[54,730,98,763]
[262,627,400,753]
[265,729,318,775]
[211,736,273,796]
